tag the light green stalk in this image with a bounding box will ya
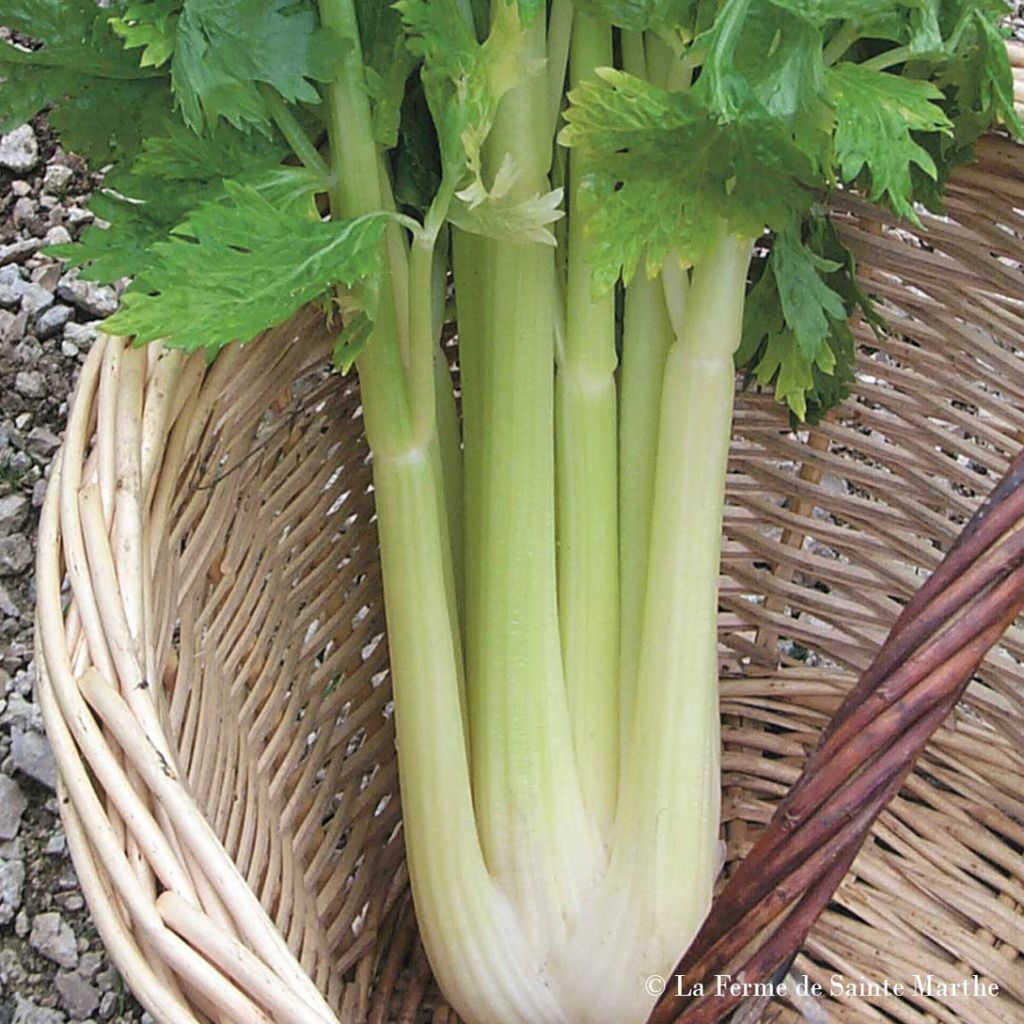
[375,452,567,1024]
[609,229,751,1008]
[616,271,676,752]
[556,10,619,839]
[314,10,514,1021]
[465,5,602,951]
[318,0,410,456]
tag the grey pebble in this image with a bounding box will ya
[0,125,39,173]
[12,727,58,790]
[12,994,65,1024]
[32,477,48,508]
[0,534,33,576]
[0,493,29,537]
[0,239,43,267]
[63,322,97,350]
[57,274,117,318]
[12,197,37,231]
[34,304,73,339]
[44,226,72,248]
[3,310,28,344]
[56,970,101,1020]
[20,283,55,318]
[29,911,79,970]
[14,370,45,399]
[0,856,26,924]
[26,427,61,460]
[0,264,27,308]
[0,582,20,618]
[42,164,74,196]
[0,774,27,839]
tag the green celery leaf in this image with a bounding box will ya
[942,7,1024,142]
[828,61,952,220]
[356,0,418,148]
[0,0,172,164]
[112,0,339,133]
[733,3,833,168]
[103,182,386,351]
[110,0,180,67]
[50,121,320,282]
[738,211,875,421]
[561,67,814,283]
[771,228,846,361]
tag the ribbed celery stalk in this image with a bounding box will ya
[374,452,564,1024]
[616,272,675,753]
[316,5,527,1019]
[465,6,602,951]
[610,229,750,1012]
[556,10,619,840]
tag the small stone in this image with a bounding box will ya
[0,775,27,839]
[43,163,75,195]
[12,727,58,789]
[34,303,73,339]
[0,265,27,307]
[2,310,27,344]
[32,477,48,508]
[14,337,43,364]
[44,225,73,247]
[0,582,19,617]
[14,907,29,936]
[63,321,97,350]
[0,308,15,338]
[78,952,103,980]
[26,426,61,459]
[0,856,25,924]
[20,282,55,317]
[12,994,65,1024]
[12,196,36,231]
[57,274,118,318]
[65,206,93,227]
[56,970,100,1019]
[0,238,42,266]
[30,911,79,969]
[14,412,31,429]
[0,493,28,536]
[10,179,30,197]
[32,263,62,290]
[97,992,117,1020]
[4,691,42,731]
[14,369,45,399]
[44,831,67,856]
[0,125,39,173]
[0,534,32,576]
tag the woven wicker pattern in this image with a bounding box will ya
[35,133,1024,1024]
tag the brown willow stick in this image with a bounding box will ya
[647,449,1024,1024]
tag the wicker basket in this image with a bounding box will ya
[35,132,1024,1024]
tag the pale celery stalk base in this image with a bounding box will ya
[556,10,620,840]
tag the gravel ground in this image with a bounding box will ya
[0,118,145,1023]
